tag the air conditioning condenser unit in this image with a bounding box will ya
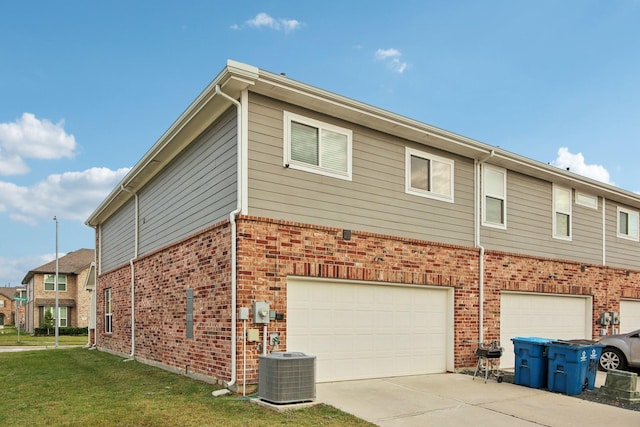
[258,352,316,404]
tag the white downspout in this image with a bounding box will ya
[475,150,495,344]
[214,85,243,388]
[602,197,606,266]
[121,185,139,359]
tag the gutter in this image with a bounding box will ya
[475,150,495,344]
[120,185,139,359]
[214,85,243,388]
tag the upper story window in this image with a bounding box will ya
[482,165,506,228]
[44,274,67,292]
[575,192,598,209]
[284,111,352,181]
[617,207,639,241]
[553,185,572,240]
[405,147,454,202]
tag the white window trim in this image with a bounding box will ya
[405,147,454,203]
[617,206,639,241]
[283,111,352,181]
[482,164,507,229]
[553,185,572,241]
[575,192,598,209]
[44,274,67,292]
[105,288,113,333]
[45,306,68,328]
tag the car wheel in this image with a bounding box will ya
[599,347,627,371]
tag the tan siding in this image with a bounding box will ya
[605,200,640,268]
[572,197,603,264]
[247,93,475,246]
[101,198,135,272]
[137,108,238,255]
[482,171,603,265]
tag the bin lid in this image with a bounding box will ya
[547,339,595,347]
[511,337,552,344]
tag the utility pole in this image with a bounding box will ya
[54,216,59,349]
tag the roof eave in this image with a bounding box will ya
[86,60,640,228]
[253,67,640,206]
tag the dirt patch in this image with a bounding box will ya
[577,387,640,412]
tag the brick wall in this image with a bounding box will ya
[97,220,233,384]
[75,268,92,327]
[95,214,640,386]
[484,251,639,338]
[236,216,481,379]
[0,296,13,325]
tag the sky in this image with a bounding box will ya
[1,1,639,287]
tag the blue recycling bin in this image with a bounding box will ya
[511,337,551,389]
[563,340,604,390]
[546,340,599,395]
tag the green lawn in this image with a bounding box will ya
[0,347,372,427]
[0,326,87,346]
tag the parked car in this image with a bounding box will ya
[597,329,640,371]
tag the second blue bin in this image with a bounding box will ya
[546,340,604,396]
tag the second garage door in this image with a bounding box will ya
[287,278,453,382]
[500,292,592,368]
[620,299,640,333]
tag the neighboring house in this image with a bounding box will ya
[86,60,640,388]
[22,249,95,333]
[0,287,26,326]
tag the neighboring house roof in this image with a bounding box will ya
[86,60,640,227]
[0,287,23,299]
[21,248,95,284]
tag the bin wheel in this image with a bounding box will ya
[497,376,503,383]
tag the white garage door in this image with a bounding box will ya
[500,292,592,368]
[620,299,640,333]
[287,278,453,382]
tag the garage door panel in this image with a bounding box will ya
[288,278,451,382]
[500,293,591,369]
[620,300,640,333]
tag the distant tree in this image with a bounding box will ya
[43,308,54,335]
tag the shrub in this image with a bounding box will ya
[33,327,88,336]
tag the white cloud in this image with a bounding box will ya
[0,253,55,286]
[248,12,279,29]
[375,48,402,60]
[0,166,130,224]
[374,48,408,74]
[233,12,302,33]
[0,149,29,175]
[0,113,77,175]
[551,147,612,184]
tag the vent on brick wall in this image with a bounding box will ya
[258,352,316,404]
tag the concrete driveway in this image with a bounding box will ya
[316,372,639,426]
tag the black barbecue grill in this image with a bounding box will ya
[465,340,504,383]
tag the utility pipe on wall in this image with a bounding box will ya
[475,150,495,344]
[602,197,606,266]
[214,85,243,389]
[263,324,268,356]
[121,185,139,359]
